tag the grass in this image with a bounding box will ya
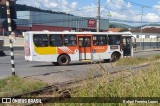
[1,55,160,105]
[73,64,160,97]
[51,61,160,106]
[0,76,47,97]
[115,54,160,66]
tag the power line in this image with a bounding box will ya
[123,0,151,8]
[100,0,113,15]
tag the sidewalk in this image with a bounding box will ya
[0,36,24,47]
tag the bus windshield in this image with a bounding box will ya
[108,35,121,45]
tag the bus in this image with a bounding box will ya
[23,31,134,65]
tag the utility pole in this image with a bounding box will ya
[6,0,15,75]
[140,6,144,52]
[97,0,100,32]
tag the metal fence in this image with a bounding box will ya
[0,39,4,51]
[134,38,160,51]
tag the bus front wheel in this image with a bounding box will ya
[111,52,121,62]
[58,55,70,66]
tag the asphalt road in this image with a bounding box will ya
[0,50,160,84]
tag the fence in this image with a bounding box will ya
[134,38,160,51]
[0,40,4,51]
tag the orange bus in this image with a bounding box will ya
[23,31,134,65]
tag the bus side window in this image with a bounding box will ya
[108,35,120,45]
[93,35,107,46]
[33,34,48,47]
[49,34,62,46]
[64,34,76,46]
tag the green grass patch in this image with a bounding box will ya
[52,63,160,106]
[0,76,47,97]
[73,65,160,97]
[115,54,160,66]
[115,57,148,66]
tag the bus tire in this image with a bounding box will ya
[104,59,110,63]
[111,52,121,62]
[57,55,70,66]
[52,62,59,66]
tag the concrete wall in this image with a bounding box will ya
[0,36,24,47]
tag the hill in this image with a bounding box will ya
[16,4,73,16]
[109,22,131,29]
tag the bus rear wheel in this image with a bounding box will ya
[111,52,121,62]
[58,55,70,66]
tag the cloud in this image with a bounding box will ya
[153,0,160,8]
[16,0,160,23]
[104,0,160,23]
[70,2,78,10]
[17,0,77,12]
[153,0,160,15]
[143,13,160,22]
[107,0,131,11]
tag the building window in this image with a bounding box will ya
[49,34,63,46]
[93,35,107,46]
[33,34,48,47]
[64,34,76,46]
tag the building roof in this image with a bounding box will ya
[108,28,121,32]
[142,26,160,29]
[131,26,160,33]
[17,11,109,30]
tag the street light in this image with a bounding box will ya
[140,6,144,52]
[107,10,112,29]
[97,0,100,32]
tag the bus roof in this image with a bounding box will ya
[23,31,132,36]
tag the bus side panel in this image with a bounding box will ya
[24,32,32,61]
[32,45,58,62]
[32,46,80,62]
[92,52,111,60]
[58,46,79,61]
[108,45,123,58]
[32,54,59,62]
[92,45,111,60]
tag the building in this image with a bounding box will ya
[0,10,109,36]
[131,26,160,38]
[108,28,122,32]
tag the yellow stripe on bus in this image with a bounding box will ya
[34,46,57,55]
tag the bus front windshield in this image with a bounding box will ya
[108,35,121,45]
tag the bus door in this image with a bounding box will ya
[122,36,133,57]
[78,36,92,60]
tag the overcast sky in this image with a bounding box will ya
[16,0,160,25]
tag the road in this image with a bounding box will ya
[0,50,160,84]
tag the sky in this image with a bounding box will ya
[16,0,160,26]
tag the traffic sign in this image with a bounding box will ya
[2,19,17,31]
